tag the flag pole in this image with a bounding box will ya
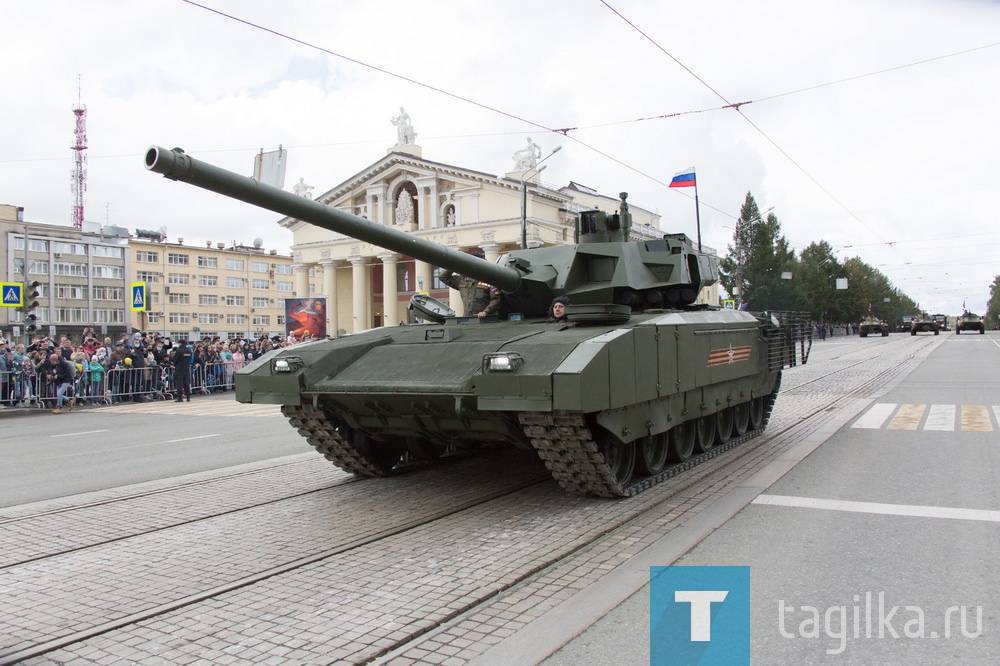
[694,181,702,252]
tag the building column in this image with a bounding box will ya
[481,242,501,265]
[379,253,399,327]
[350,257,368,333]
[320,260,339,337]
[414,259,434,295]
[293,263,310,297]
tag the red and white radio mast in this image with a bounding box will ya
[71,83,88,229]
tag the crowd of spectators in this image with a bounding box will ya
[0,329,306,413]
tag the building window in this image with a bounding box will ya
[226,258,245,271]
[136,250,159,263]
[276,281,293,292]
[225,295,245,307]
[168,293,190,304]
[168,273,190,285]
[396,267,411,292]
[147,313,161,324]
[52,262,88,277]
[277,315,285,325]
[432,268,448,289]
[92,265,125,280]
[198,256,218,268]
[13,259,50,275]
[169,313,191,324]
[226,277,245,289]
[92,246,125,259]
[252,279,269,290]
[54,284,87,299]
[53,241,87,255]
[54,307,90,323]
[199,294,219,306]
[252,297,270,308]
[198,275,218,287]
[251,261,269,272]
[274,264,292,275]
[92,286,124,301]
[199,313,220,325]
[136,271,158,283]
[252,315,270,325]
[93,308,125,323]
[168,253,190,265]
[227,314,247,325]
[12,238,49,252]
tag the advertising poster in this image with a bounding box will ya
[285,297,327,340]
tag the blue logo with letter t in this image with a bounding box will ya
[650,566,750,665]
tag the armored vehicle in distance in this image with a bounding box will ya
[930,314,950,331]
[955,312,985,335]
[145,145,811,498]
[911,318,939,335]
[858,315,890,337]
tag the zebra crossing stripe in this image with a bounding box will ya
[851,403,896,429]
[962,405,993,432]
[924,404,956,431]
[887,404,926,430]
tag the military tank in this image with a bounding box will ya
[145,146,811,497]
[955,312,985,335]
[858,315,890,337]
[911,318,939,335]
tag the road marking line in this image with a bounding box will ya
[923,404,955,431]
[851,403,896,429]
[50,430,110,438]
[887,403,925,430]
[165,434,221,443]
[753,494,1000,523]
[962,405,993,432]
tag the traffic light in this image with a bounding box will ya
[24,280,40,333]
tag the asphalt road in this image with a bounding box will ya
[546,333,1000,665]
[0,395,307,507]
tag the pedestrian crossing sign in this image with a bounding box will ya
[723,299,735,309]
[1,282,23,307]
[131,282,147,311]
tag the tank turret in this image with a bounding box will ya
[144,145,809,498]
[144,146,717,319]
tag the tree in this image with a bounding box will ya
[986,275,1000,331]
[718,192,798,311]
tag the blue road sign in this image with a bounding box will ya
[131,282,147,312]
[1,282,24,307]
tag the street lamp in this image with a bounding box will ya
[520,146,562,250]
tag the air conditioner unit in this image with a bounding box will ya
[54,253,62,258]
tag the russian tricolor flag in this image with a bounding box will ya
[668,168,696,188]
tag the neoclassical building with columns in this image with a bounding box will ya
[278,136,706,336]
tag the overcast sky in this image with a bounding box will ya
[2,0,998,314]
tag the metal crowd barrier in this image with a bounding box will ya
[1,361,238,409]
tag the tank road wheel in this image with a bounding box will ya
[715,408,734,445]
[934,329,939,335]
[349,429,405,474]
[732,402,751,436]
[668,421,696,462]
[749,397,766,430]
[405,435,441,461]
[598,437,636,487]
[636,433,670,475]
[694,415,716,454]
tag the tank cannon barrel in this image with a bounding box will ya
[144,146,522,292]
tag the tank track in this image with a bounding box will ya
[518,389,779,498]
[283,403,402,477]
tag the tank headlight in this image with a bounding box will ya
[483,352,523,373]
[272,356,303,373]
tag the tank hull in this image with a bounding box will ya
[238,309,807,496]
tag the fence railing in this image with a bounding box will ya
[1,361,240,408]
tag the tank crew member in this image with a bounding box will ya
[547,296,571,323]
[171,340,193,402]
[439,250,499,318]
